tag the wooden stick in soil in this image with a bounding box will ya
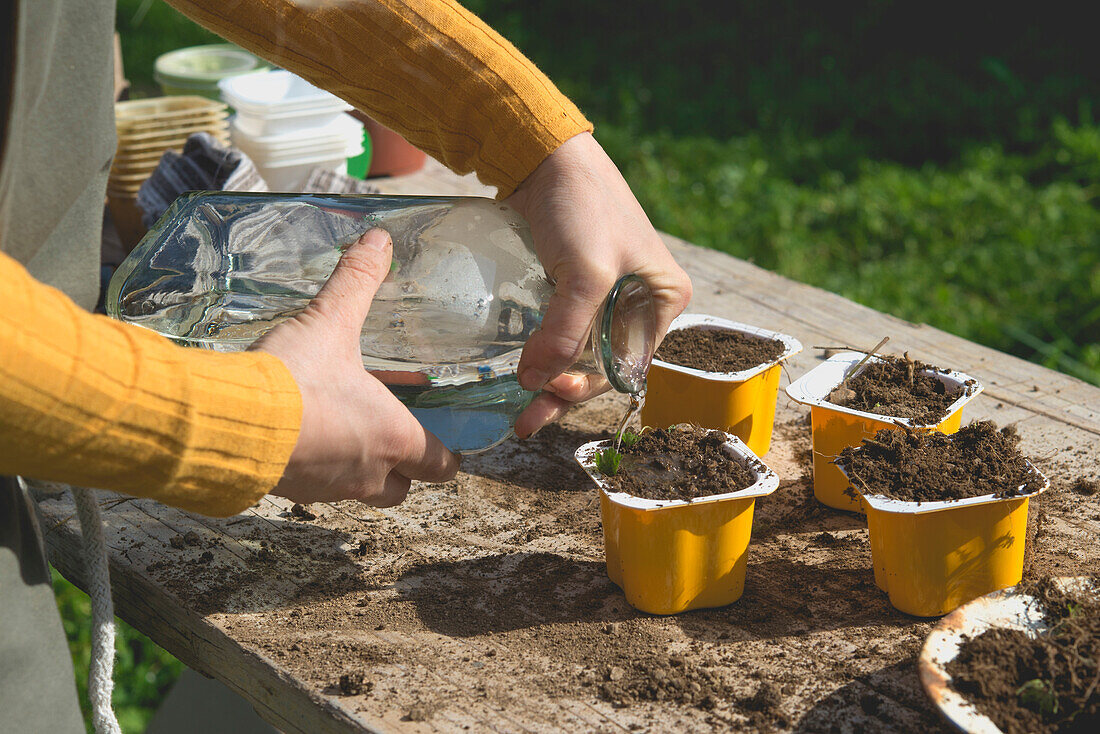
[842,336,890,384]
[830,336,889,403]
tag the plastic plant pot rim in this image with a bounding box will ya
[574,432,780,511]
[233,134,364,160]
[115,96,226,121]
[116,121,231,144]
[651,313,803,383]
[784,351,984,428]
[218,70,348,114]
[230,100,352,122]
[835,459,1049,514]
[117,113,229,136]
[230,115,363,149]
[918,576,1096,734]
[251,145,365,170]
[155,45,262,83]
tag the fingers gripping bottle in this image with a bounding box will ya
[107,192,656,453]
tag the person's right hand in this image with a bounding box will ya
[251,228,460,507]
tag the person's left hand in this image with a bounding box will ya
[506,132,692,438]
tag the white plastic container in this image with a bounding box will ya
[257,155,352,190]
[229,115,363,158]
[219,70,351,136]
[228,109,363,190]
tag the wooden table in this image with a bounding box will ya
[36,160,1100,733]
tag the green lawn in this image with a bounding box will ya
[52,2,1100,731]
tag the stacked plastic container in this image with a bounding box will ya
[219,70,365,190]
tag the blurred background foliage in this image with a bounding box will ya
[56,1,1100,731]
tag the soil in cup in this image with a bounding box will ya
[835,421,1045,502]
[826,352,970,424]
[945,576,1099,734]
[655,327,784,373]
[603,426,760,501]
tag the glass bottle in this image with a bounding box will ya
[106,191,656,453]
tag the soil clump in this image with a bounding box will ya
[656,326,784,373]
[827,353,968,424]
[1071,477,1098,496]
[946,576,1099,734]
[604,427,759,501]
[595,654,731,710]
[836,421,1044,502]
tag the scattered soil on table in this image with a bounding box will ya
[946,576,1099,734]
[596,653,732,710]
[836,421,1044,502]
[656,326,785,373]
[603,427,761,501]
[337,671,372,696]
[827,353,969,425]
[79,390,1098,733]
[291,503,318,520]
[1071,477,1099,496]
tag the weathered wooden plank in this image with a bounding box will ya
[35,160,1100,734]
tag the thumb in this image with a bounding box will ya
[303,228,393,334]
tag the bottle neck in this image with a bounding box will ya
[584,274,656,394]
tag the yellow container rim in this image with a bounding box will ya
[784,351,983,428]
[836,457,1049,514]
[574,431,780,511]
[652,313,803,383]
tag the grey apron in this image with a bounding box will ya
[1,0,117,731]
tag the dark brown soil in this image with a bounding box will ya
[603,427,761,501]
[656,326,784,373]
[835,421,1045,502]
[827,353,970,425]
[1071,477,1099,496]
[595,653,731,710]
[946,577,1099,734]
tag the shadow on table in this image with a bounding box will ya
[394,550,642,636]
[459,422,607,494]
[137,512,364,617]
[791,657,950,734]
[674,557,917,642]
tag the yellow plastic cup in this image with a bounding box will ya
[785,352,983,511]
[840,461,1048,617]
[575,432,779,615]
[640,315,802,457]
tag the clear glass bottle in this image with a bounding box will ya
[106,191,656,453]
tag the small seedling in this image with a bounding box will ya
[1017,678,1058,717]
[594,447,623,476]
[620,430,641,448]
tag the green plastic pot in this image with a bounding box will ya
[154,44,267,100]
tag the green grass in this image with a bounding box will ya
[62,1,1100,728]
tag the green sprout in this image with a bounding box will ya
[620,430,641,448]
[1017,678,1058,717]
[594,447,623,476]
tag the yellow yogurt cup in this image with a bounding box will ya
[575,432,779,615]
[839,459,1048,617]
[785,352,982,511]
[641,315,802,457]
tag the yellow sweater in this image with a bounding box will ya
[0,0,591,516]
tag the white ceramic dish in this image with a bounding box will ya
[919,577,1096,734]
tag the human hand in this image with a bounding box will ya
[252,229,460,506]
[505,132,692,438]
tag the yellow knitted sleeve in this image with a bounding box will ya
[166,0,593,196]
[0,251,302,517]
